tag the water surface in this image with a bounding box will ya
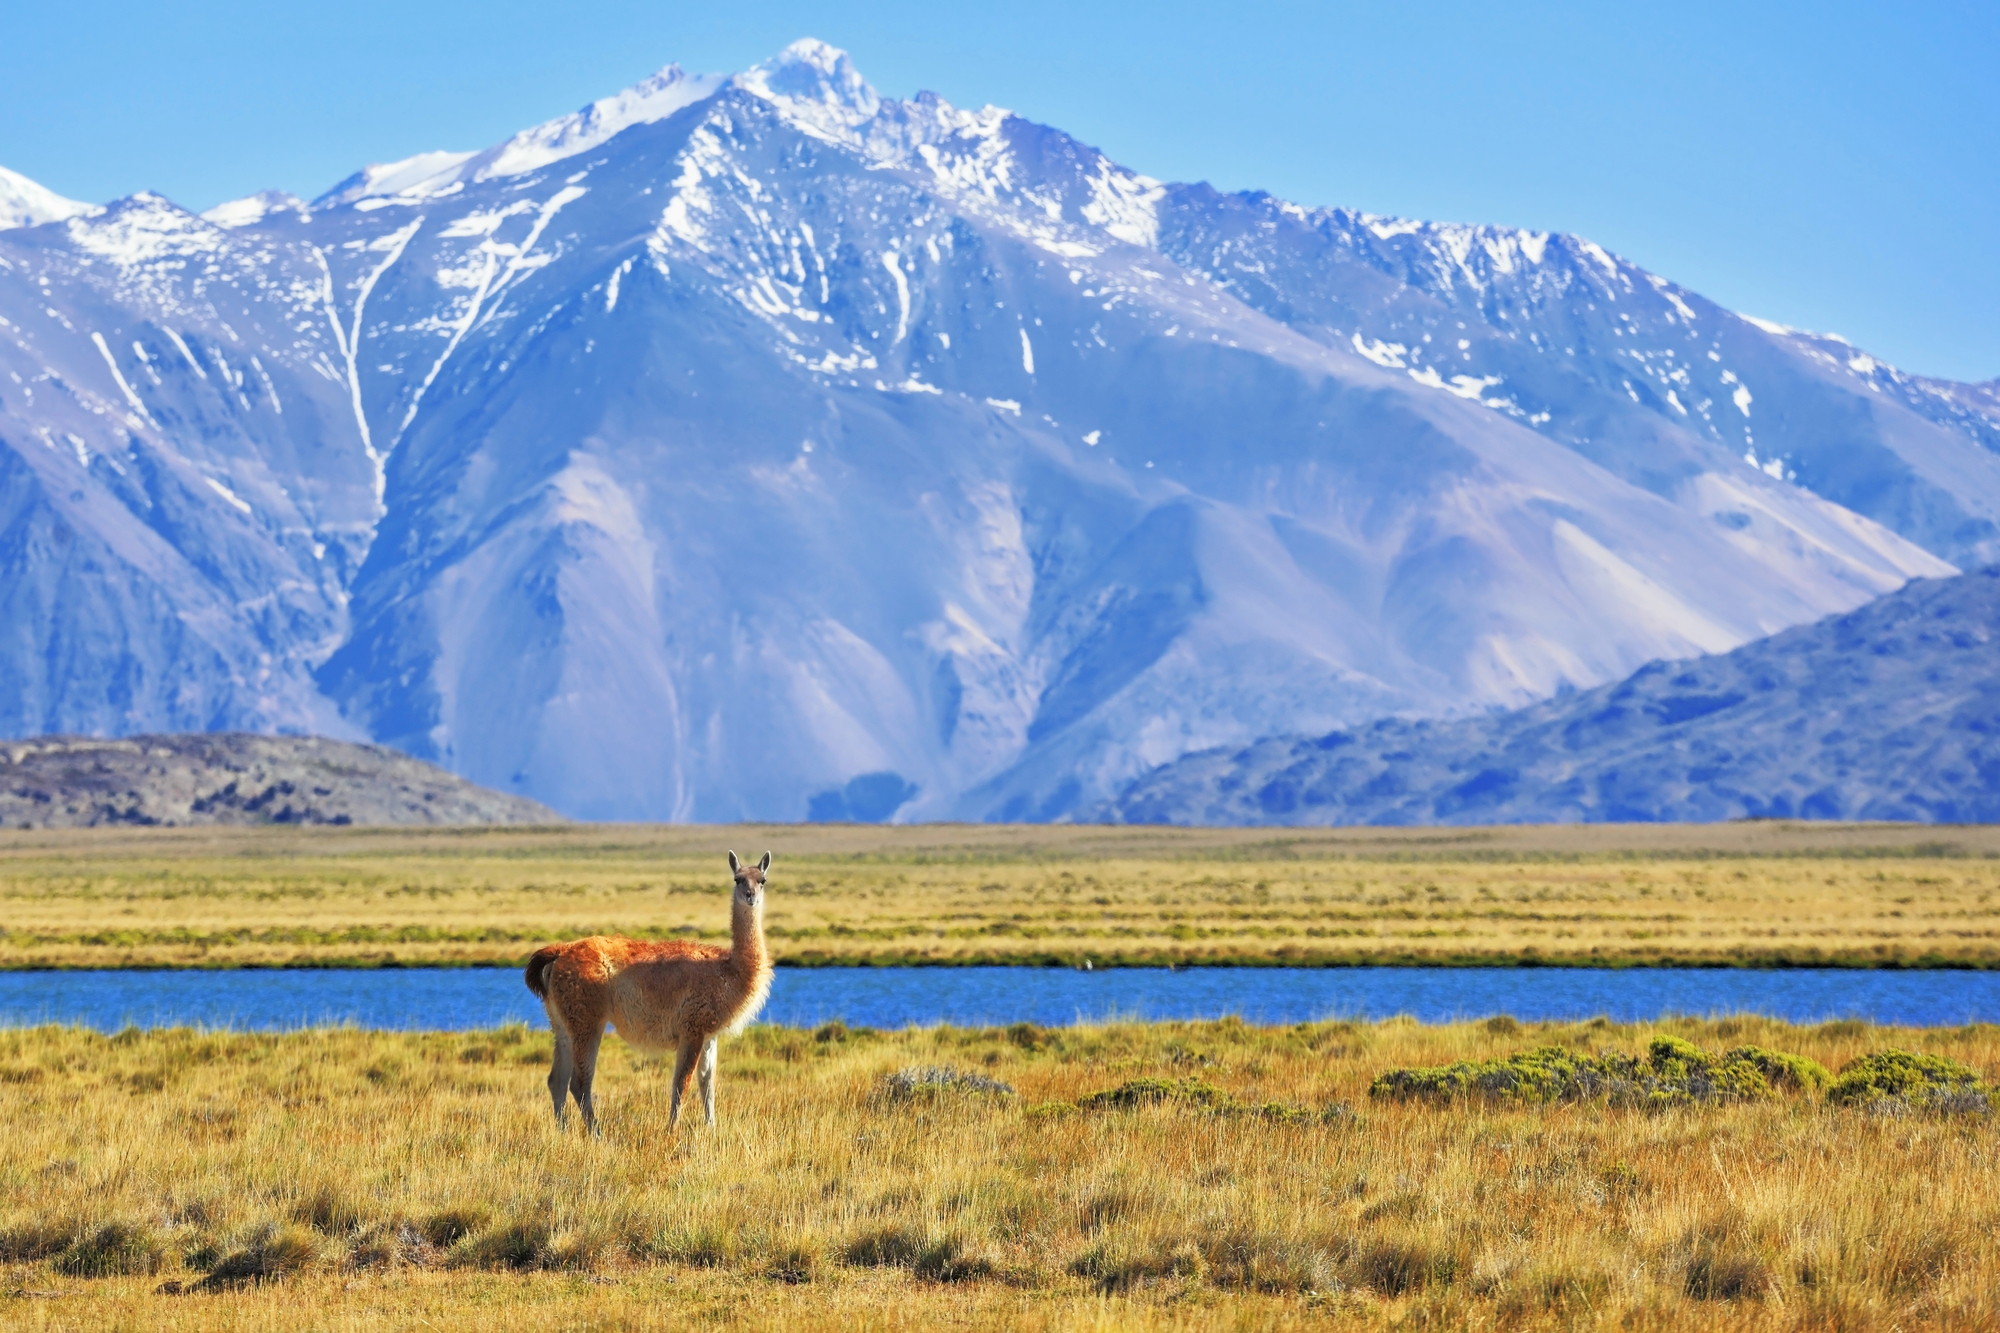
[1,966,1995,1033]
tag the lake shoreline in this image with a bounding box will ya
[8,964,1997,1032]
[4,950,1998,972]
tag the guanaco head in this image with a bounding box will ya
[727,850,771,910]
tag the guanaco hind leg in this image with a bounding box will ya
[696,1036,718,1126]
[546,1028,575,1124]
[569,1025,606,1134]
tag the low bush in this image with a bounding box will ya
[1059,1075,1344,1124]
[1371,1036,1832,1107]
[874,1065,1015,1102]
[1828,1049,1992,1115]
[1076,1076,1231,1111]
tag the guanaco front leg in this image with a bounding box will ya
[697,1036,718,1126]
[669,1040,701,1129]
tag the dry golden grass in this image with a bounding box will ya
[2,1015,1997,1330]
[2,821,1998,970]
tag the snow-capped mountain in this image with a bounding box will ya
[0,165,97,231]
[2,39,1994,820]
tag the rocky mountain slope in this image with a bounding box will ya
[0,733,560,828]
[1099,566,2000,826]
[0,40,1994,821]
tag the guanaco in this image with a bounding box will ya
[524,851,773,1132]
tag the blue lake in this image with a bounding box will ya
[0,966,1996,1033]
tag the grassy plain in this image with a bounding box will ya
[2,821,1999,971]
[3,1015,1997,1330]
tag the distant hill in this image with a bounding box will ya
[1099,567,2000,826]
[0,734,562,829]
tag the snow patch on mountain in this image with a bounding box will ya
[316,150,478,207]
[0,164,97,230]
[202,190,311,228]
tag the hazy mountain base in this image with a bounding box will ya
[0,734,560,829]
[1100,566,2000,827]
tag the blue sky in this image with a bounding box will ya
[3,1,1993,381]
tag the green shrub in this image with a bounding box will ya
[1828,1049,1992,1113]
[1076,1077,1232,1111]
[1370,1045,1609,1103]
[1726,1046,1834,1094]
[1370,1037,1829,1107]
[1004,1022,1049,1050]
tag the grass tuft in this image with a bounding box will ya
[54,1220,166,1277]
[842,1224,927,1269]
[420,1206,487,1248]
[874,1065,1016,1102]
[196,1222,318,1288]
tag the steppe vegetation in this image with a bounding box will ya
[3,821,1999,971]
[3,1015,1996,1329]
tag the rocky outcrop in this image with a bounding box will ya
[0,733,562,828]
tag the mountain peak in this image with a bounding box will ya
[202,189,310,229]
[734,37,881,135]
[0,164,98,231]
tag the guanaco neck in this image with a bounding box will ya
[728,893,771,992]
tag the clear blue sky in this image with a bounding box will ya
[3,1,1993,381]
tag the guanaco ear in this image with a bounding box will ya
[758,851,772,873]
[728,850,742,874]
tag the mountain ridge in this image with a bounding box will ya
[1098,566,2000,827]
[0,39,1993,821]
